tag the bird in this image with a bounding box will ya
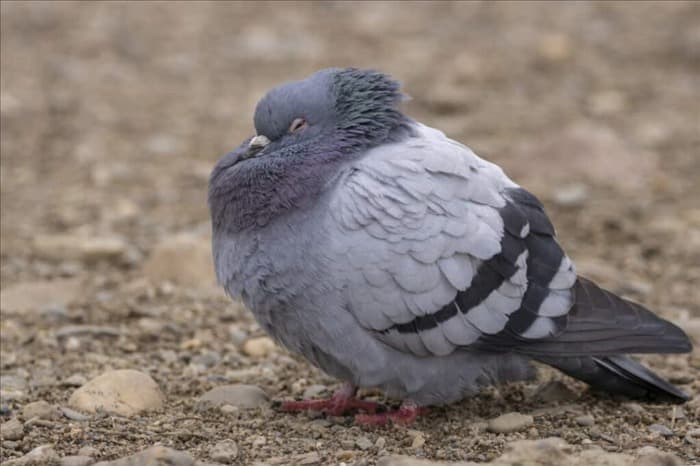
[208,68,692,425]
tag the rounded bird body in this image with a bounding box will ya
[209,68,692,424]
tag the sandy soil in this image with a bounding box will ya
[1,1,699,464]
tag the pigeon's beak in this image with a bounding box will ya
[242,135,270,159]
[249,135,270,151]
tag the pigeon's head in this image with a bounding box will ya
[247,67,411,158]
[209,68,412,233]
[251,68,337,150]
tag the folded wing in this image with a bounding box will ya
[325,124,576,357]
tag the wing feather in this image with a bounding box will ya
[326,123,577,357]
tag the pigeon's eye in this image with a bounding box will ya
[289,118,308,133]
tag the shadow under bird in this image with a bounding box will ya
[208,68,692,425]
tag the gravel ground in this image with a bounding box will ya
[1,2,699,465]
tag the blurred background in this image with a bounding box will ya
[1,1,699,464]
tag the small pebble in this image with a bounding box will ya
[91,446,193,466]
[56,325,122,339]
[298,452,321,465]
[65,337,81,351]
[209,439,239,464]
[636,445,684,466]
[622,402,645,414]
[471,421,489,432]
[575,415,595,427]
[225,367,268,382]
[63,374,87,387]
[137,318,166,336]
[1,375,28,393]
[68,370,164,416]
[335,450,355,461]
[60,406,92,421]
[340,439,355,450]
[241,336,276,357]
[25,417,58,429]
[410,433,425,449]
[180,338,201,350]
[670,406,685,421]
[78,446,99,457]
[220,404,239,415]
[41,304,68,321]
[552,183,589,208]
[532,380,578,402]
[196,384,269,410]
[158,350,178,363]
[22,400,61,420]
[228,325,248,346]
[7,444,59,465]
[2,440,19,452]
[80,236,129,263]
[538,33,572,62]
[302,384,327,399]
[191,351,221,368]
[685,428,700,445]
[668,374,694,384]
[60,455,94,466]
[648,423,674,437]
[0,418,24,440]
[487,412,534,433]
[183,363,206,377]
[355,436,373,450]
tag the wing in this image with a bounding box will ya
[324,124,577,357]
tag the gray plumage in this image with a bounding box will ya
[209,68,692,407]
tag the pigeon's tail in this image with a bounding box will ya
[536,355,689,402]
[525,277,692,402]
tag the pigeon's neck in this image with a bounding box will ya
[336,116,416,154]
[332,68,415,152]
[209,141,343,235]
[210,122,416,236]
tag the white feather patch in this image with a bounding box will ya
[438,255,475,291]
[520,316,557,339]
[441,306,483,346]
[465,301,509,334]
[417,325,456,356]
[537,289,572,317]
[548,256,577,289]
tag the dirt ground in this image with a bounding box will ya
[1,1,699,465]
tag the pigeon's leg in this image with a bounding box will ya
[354,400,427,425]
[276,382,382,416]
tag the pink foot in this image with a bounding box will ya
[275,383,383,416]
[355,400,427,426]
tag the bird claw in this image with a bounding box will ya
[354,401,427,426]
[274,383,426,423]
[275,384,384,417]
[276,397,383,416]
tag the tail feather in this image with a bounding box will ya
[526,277,692,402]
[519,277,692,356]
[537,355,689,402]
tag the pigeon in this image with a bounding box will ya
[208,68,692,425]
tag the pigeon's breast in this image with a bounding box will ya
[214,206,336,335]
